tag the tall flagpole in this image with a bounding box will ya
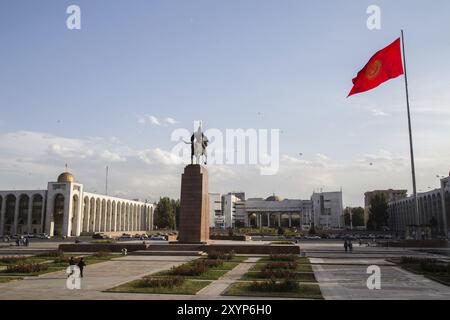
[401,30,420,237]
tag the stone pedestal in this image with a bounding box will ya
[178,165,210,244]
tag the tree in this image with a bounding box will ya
[154,197,176,230]
[171,199,180,230]
[368,194,389,231]
[344,207,365,227]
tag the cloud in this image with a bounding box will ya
[165,117,178,125]
[371,108,388,117]
[0,131,449,207]
[137,115,179,127]
[149,116,162,126]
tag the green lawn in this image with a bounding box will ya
[204,261,239,271]
[154,269,229,280]
[258,257,309,264]
[203,256,248,263]
[241,271,316,282]
[250,263,312,272]
[0,253,117,277]
[223,282,323,299]
[390,259,450,287]
[0,276,23,284]
[107,279,211,295]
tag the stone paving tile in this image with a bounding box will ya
[0,256,197,300]
[196,257,259,297]
[312,256,450,300]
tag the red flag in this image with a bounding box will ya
[348,38,404,97]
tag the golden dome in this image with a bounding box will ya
[266,195,283,202]
[57,172,75,183]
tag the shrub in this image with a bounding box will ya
[208,250,235,261]
[0,256,26,264]
[36,250,63,258]
[400,256,438,265]
[270,241,295,245]
[136,276,185,288]
[269,254,297,262]
[263,261,298,271]
[260,269,297,279]
[420,261,450,274]
[249,279,300,292]
[170,261,207,276]
[201,259,223,268]
[92,239,116,244]
[5,263,48,274]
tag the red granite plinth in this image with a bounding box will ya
[178,165,210,244]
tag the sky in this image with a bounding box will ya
[1,0,450,206]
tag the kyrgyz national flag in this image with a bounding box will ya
[348,38,404,97]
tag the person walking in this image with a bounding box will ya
[77,257,86,278]
[24,237,29,247]
[349,240,353,253]
[344,240,348,253]
[68,256,76,266]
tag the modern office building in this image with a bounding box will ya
[0,172,155,237]
[310,191,344,229]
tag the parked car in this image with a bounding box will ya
[37,233,51,239]
[92,233,109,239]
[150,235,166,241]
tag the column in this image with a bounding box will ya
[289,213,292,228]
[27,196,33,233]
[256,213,260,228]
[0,197,6,236]
[13,197,19,235]
[267,213,270,228]
[40,200,45,233]
[278,213,281,227]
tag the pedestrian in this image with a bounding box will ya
[16,238,20,246]
[344,240,348,253]
[68,256,76,266]
[349,240,353,253]
[24,237,29,247]
[77,257,86,278]
[121,248,128,256]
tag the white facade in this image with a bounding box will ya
[388,175,450,238]
[209,193,223,228]
[311,191,344,229]
[0,172,155,237]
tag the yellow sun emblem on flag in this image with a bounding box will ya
[365,59,382,80]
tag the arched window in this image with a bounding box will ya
[71,195,79,236]
[31,194,44,230]
[53,194,65,236]
[5,195,16,235]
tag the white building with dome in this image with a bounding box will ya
[0,172,155,237]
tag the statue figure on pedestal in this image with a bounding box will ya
[189,123,209,165]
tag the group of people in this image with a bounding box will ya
[344,239,353,253]
[3,236,31,246]
[68,257,86,278]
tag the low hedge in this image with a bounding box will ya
[136,276,185,288]
[5,263,48,274]
[262,261,298,271]
[269,254,298,262]
[249,279,300,292]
